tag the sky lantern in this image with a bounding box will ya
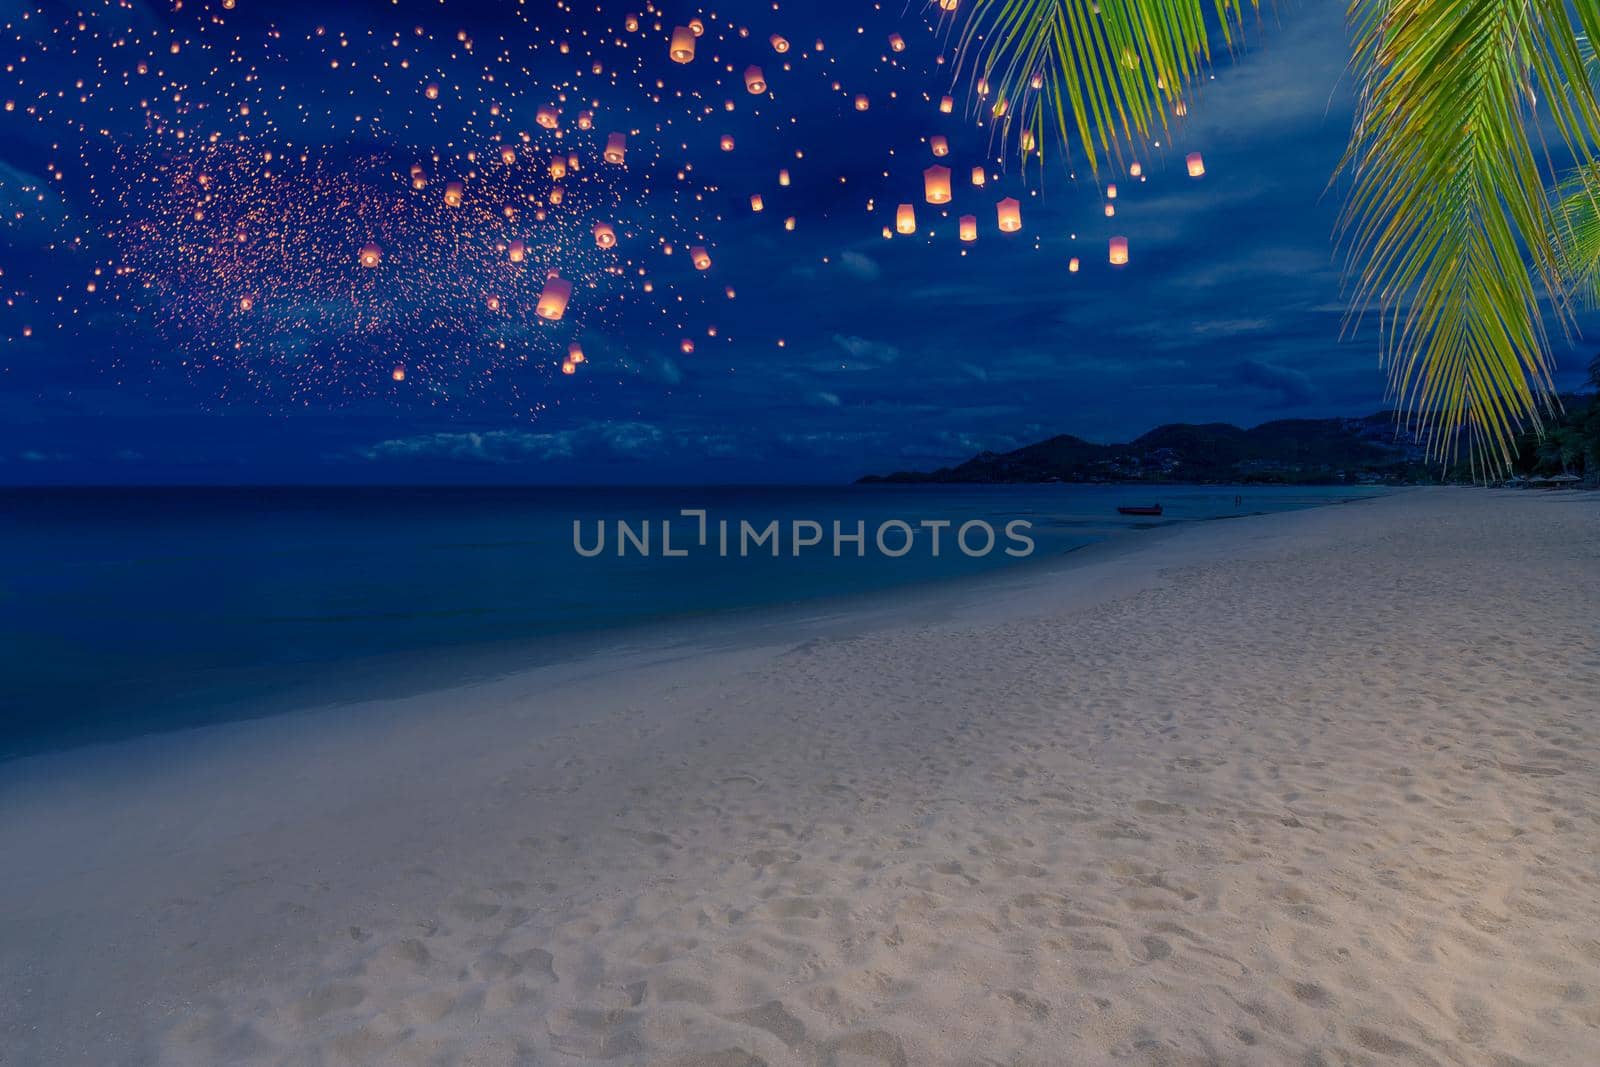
[930,135,949,157]
[1030,71,1045,90]
[409,164,427,190]
[1021,130,1036,152]
[508,239,526,263]
[604,132,627,164]
[359,243,382,268]
[536,276,572,320]
[896,203,916,234]
[536,106,558,129]
[550,185,566,205]
[500,145,517,165]
[568,341,585,365]
[1104,202,1115,216]
[1130,161,1143,177]
[778,168,791,186]
[770,34,789,53]
[784,216,796,231]
[691,245,711,270]
[624,13,639,32]
[1106,182,1118,199]
[1109,236,1129,264]
[1175,99,1188,117]
[750,193,764,212]
[1069,257,1080,272]
[594,221,616,247]
[1186,152,1206,177]
[238,296,254,311]
[444,181,464,207]
[923,165,952,204]
[680,337,695,354]
[854,94,869,111]
[487,295,501,311]
[720,133,735,151]
[971,166,986,186]
[550,157,567,179]
[744,66,767,94]
[689,18,705,36]
[939,0,959,10]
[997,197,1021,232]
[425,83,439,100]
[888,33,905,52]
[576,110,593,130]
[669,26,695,63]
[959,215,977,242]
[939,95,954,113]
[391,365,406,381]
[561,359,576,375]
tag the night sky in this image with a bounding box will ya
[3,0,1597,485]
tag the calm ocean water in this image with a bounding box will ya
[0,484,1377,758]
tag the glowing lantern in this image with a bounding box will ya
[971,166,986,186]
[549,185,565,205]
[409,164,427,190]
[536,106,558,129]
[996,197,1021,232]
[1068,257,1080,272]
[550,157,567,179]
[750,193,764,212]
[1109,236,1128,265]
[959,215,977,242]
[604,132,627,164]
[594,221,616,248]
[359,243,382,268]
[1106,183,1117,199]
[624,13,639,32]
[689,18,705,36]
[690,246,712,270]
[500,145,517,165]
[1175,100,1188,117]
[770,34,789,53]
[508,240,526,263]
[896,203,916,234]
[536,276,572,320]
[561,360,576,375]
[392,366,406,381]
[930,135,949,157]
[720,133,735,151]
[888,33,905,52]
[680,338,695,354]
[568,342,586,364]
[1030,71,1044,90]
[778,168,791,186]
[1186,152,1205,177]
[1021,129,1036,152]
[784,216,796,231]
[487,296,501,311]
[669,26,696,63]
[939,0,959,10]
[238,296,254,311]
[745,66,767,94]
[577,110,593,130]
[425,83,439,100]
[854,94,869,111]
[923,165,952,205]
[939,95,953,113]
[444,181,463,206]
[1130,161,1143,177]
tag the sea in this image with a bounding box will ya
[0,483,1380,759]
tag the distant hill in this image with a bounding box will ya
[858,413,1451,486]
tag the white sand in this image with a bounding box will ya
[3,488,1598,1066]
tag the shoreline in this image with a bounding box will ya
[3,487,1596,1065]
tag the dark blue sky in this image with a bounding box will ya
[2,1,1596,484]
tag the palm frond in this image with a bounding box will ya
[944,0,1254,177]
[1555,162,1600,308]
[1338,0,1600,472]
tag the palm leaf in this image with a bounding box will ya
[1336,0,1600,472]
[943,0,1254,177]
[1555,162,1600,308]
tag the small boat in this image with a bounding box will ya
[1116,503,1163,516]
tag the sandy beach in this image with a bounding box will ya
[3,487,1597,1066]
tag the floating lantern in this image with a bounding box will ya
[680,338,695,354]
[691,246,711,270]
[550,157,566,179]
[959,215,977,242]
[1106,183,1117,199]
[924,165,952,204]
[669,26,695,63]
[536,106,558,129]
[997,197,1021,232]
[508,239,526,263]
[784,216,796,231]
[939,95,954,114]
[409,164,427,190]
[568,341,585,364]
[487,295,501,311]
[939,0,959,10]
[1186,152,1205,177]
[1068,257,1080,273]
[930,135,949,157]
[500,145,517,165]
[744,66,767,94]
[971,166,986,187]
[577,110,593,130]
[770,34,789,53]
[594,221,616,247]
[392,366,406,381]
[1104,203,1115,216]
[624,13,639,32]
[1130,161,1143,177]
[896,203,916,234]
[238,296,254,311]
[425,83,439,100]
[1030,71,1045,90]
[750,193,764,212]
[561,360,576,375]
[359,243,382,268]
[888,33,905,52]
[444,181,463,206]
[689,18,705,36]
[604,132,626,163]
[778,168,791,186]
[548,185,565,205]
[1021,129,1036,152]
[536,276,572,320]
[1109,236,1129,265]
[854,94,869,111]
[720,133,735,151]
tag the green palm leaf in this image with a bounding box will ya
[1339,0,1600,472]
[1555,162,1600,308]
[944,0,1254,176]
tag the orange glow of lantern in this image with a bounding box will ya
[358,243,382,268]
[568,341,585,364]
[238,295,254,311]
[930,135,948,157]
[939,0,959,10]
[770,34,789,53]
[576,110,593,130]
[603,132,627,164]
[549,157,566,179]
[444,181,463,206]
[923,165,952,205]
[971,166,986,187]
[548,185,564,205]
[500,145,517,165]
[744,66,767,94]
[784,216,796,231]
[996,197,1021,232]
[959,215,977,242]
[594,221,616,247]
[561,359,576,375]
[720,133,735,151]
[508,239,526,263]
[1186,152,1205,177]
[854,94,869,111]
[1175,99,1188,117]
[778,168,791,186]
[750,193,764,212]
[895,203,916,234]
[939,94,953,113]
[690,245,711,270]
[1106,182,1118,199]
[1068,257,1080,273]
[536,106,558,129]
[536,276,572,320]
[391,365,406,381]
[680,337,695,354]
[1109,236,1129,265]
[1104,203,1115,217]
[1130,161,1143,177]
[669,26,696,63]
[689,18,704,36]
[888,33,905,52]
[424,83,439,100]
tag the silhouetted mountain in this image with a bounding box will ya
[858,413,1451,485]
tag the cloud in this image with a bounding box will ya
[831,333,899,365]
[837,250,881,281]
[1231,359,1320,406]
[359,422,667,464]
